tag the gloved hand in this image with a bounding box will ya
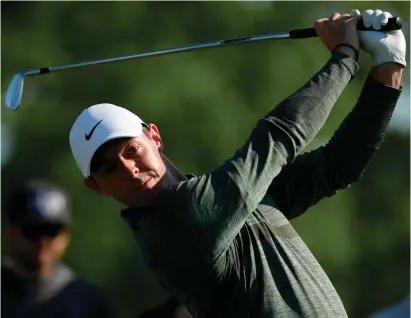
[350,9,406,67]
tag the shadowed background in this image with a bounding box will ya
[1,1,410,317]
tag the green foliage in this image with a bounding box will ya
[2,2,409,317]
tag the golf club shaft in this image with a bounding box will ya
[26,16,402,77]
[35,32,290,76]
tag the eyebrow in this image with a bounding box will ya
[91,147,121,174]
[92,140,138,173]
[90,136,143,174]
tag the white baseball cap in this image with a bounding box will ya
[69,103,145,177]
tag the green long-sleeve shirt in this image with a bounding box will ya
[122,52,402,318]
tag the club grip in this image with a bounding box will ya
[357,16,402,31]
[289,16,402,39]
[289,28,317,39]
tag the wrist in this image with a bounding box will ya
[373,54,407,69]
[372,63,404,89]
[333,44,359,61]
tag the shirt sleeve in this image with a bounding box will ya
[179,52,359,259]
[267,74,402,219]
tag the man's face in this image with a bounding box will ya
[86,124,166,207]
[6,222,69,273]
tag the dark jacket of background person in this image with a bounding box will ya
[1,180,114,318]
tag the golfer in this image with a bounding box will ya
[69,9,406,318]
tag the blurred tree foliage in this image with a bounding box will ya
[1,2,409,317]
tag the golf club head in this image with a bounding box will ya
[5,73,24,110]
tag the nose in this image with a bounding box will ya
[119,157,139,177]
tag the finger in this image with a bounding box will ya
[362,9,374,28]
[329,13,341,21]
[314,18,328,28]
[379,11,392,26]
[346,14,362,27]
[372,9,383,30]
[340,13,351,19]
[350,9,361,17]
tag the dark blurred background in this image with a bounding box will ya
[1,1,410,317]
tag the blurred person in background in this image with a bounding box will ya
[68,8,406,318]
[2,180,114,318]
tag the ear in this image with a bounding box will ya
[147,123,163,153]
[84,178,109,196]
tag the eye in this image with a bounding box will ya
[127,145,143,157]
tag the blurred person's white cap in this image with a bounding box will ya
[69,103,145,178]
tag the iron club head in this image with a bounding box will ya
[5,72,25,110]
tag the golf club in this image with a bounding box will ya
[4,16,402,110]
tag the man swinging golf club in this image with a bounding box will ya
[69,9,406,318]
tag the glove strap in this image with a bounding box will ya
[332,44,359,62]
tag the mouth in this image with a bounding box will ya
[139,177,152,190]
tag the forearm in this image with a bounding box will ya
[262,51,359,159]
[372,63,403,89]
[322,71,402,186]
[266,65,403,219]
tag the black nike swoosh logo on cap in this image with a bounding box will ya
[85,119,103,140]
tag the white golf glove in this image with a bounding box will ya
[350,9,406,67]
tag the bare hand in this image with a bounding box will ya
[314,13,361,56]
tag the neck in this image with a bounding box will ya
[159,155,187,188]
